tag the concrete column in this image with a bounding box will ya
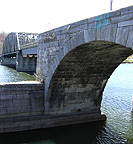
[16,51,23,72]
[16,51,37,74]
[1,56,16,69]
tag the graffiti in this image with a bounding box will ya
[95,13,109,29]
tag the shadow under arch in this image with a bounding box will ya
[45,40,133,117]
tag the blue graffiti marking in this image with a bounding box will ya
[95,13,109,29]
[95,16,101,29]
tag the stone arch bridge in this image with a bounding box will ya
[36,6,133,117]
[0,6,133,132]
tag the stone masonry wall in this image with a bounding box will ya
[0,82,44,119]
[0,81,106,133]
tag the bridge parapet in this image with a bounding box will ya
[37,5,133,80]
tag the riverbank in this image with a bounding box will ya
[123,60,133,63]
[123,55,133,63]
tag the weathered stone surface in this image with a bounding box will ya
[0,82,44,118]
[115,27,123,44]
[0,112,106,133]
[87,28,96,42]
[118,20,133,27]
[111,13,133,23]
[36,6,133,127]
[121,6,133,14]
[45,41,132,116]
[126,30,133,48]
[116,27,130,46]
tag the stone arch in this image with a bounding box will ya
[44,31,86,96]
[45,37,133,114]
[44,26,133,98]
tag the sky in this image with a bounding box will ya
[0,0,132,34]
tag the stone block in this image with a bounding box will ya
[16,93,29,99]
[80,23,88,30]
[31,97,44,107]
[68,26,80,34]
[58,48,64,61]
[88,22,95,29]
[0,90,10,95]
[31,91,44,98]
[110,24,117,42]
[0,107,6,114]
[52,58,58,70]
[15,117,29,123]
[74,31,85,46]
[13,98,30,107]
[126,30,133,49]
[88,17,95,23]
[0,119,4,125]
[0,99,13,108]
[96,27,101,40]
[87,29,96,42]
[29,122,42,130]
[109,10,121,17]
[121,6,133,14]
[6,106,20,114]
[17,112,31,117]
[111,13,133,23]
[115,27,123,44]
[115,27,129,46]
[4,118,14,124]
[70,37,77,49]
[84,30,89,43]
[118,20,133,27]
[121,27,130,46]
[10,90,27,95]
[31,106,44,112]
[57,35,66,41]
[20,106,31,113]
[52,41,59,47]
[14,125,30,132]
[0,94,16,100]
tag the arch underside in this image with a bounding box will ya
[46,41,132,115]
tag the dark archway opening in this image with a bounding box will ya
[46,41,133,117]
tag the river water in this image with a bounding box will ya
[0,64,133,144]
